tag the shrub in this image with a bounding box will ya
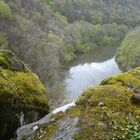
[0,1,12,19]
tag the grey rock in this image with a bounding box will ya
[17,115,79,140]
[50,117,79,140]
[17,113,52,140]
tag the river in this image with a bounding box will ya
[17,47,122,139]
[64,46,121,102]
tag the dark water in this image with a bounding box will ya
[70,46,119,66]
[64,46,121,102]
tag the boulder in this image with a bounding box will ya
[0,50,49,140]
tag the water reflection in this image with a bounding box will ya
[65,57,121,102]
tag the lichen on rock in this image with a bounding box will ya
[0,50,49,140]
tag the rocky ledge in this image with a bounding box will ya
[17,66,140,140]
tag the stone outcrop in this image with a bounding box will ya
[17,66,140,140]
[0,50,49,140]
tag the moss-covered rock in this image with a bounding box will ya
[27,67,140,140]
[0,50,26,71]
[0,50,49,140]
[115,27,140,71]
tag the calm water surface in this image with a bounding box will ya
[64,47,121,102]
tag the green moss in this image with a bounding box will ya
[31,67,140,140]
[0,51,10,68]
[0,50,28,72]
[0,50,49,140]
[0,69,49,112]
[101,67,140,92]
[116,27,140,71]
[31,106,81,140]
[32,121,59,140]
[74,67,140,139]
[0,1,12,20]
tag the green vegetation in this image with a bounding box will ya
[29,67,140,140]
[116,27,140,71]
[0,0,139,107]
[0,0,140,139]
[0,0,139,86]
[47,0,140,27]
[63,22,128,56]
[112,121,140,140]
[0,50,49,140]
[0,1,12,19]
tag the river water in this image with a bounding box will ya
[64,46,121,102]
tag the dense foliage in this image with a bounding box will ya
[0,0,140,105]
[47,0,140,26]
[0,1,12,19]
[116,27,140,71]
[0,0,140,139]
[0,0,140,82]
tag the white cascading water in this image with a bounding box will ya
[65,57,121,102]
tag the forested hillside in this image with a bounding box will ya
[1,0,140,80]
[1,0,140,139]
[47,0,140,26]
[0,0,140,103]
